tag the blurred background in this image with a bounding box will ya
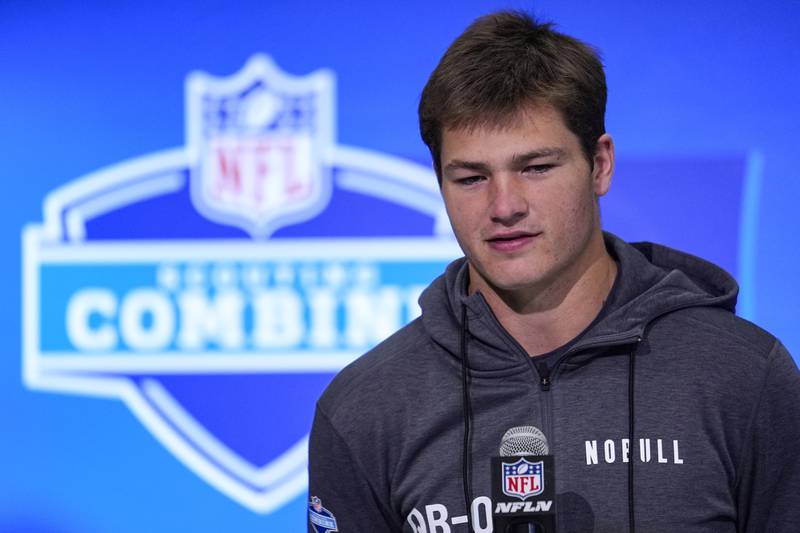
[2,1,799,531]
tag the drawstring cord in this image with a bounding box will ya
[460,305,474,531]
[628,337,642,533]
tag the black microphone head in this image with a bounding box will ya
[499,425,549,456]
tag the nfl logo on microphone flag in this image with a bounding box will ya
[502,457,544,500]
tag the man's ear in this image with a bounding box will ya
[592,133,614,197]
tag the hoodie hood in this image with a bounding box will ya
[419,232,738,373]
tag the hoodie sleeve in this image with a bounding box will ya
[736,341,800,532]
[308,405,401,532]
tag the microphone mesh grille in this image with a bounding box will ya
[499,426,549,456]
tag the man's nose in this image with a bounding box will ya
[489,176,528,225]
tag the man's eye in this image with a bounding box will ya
[456,176,485,185]
[524,164,554,174]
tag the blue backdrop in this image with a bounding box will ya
[2,1,799,532]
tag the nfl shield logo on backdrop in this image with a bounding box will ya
[502,458,544,500]
[186,54,334,238]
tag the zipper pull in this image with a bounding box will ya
[536,362,551,392]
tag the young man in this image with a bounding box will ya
[309,11,800,533]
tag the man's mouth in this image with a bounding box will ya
[486,231,540,251]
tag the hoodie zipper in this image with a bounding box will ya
[537,361,552,391]
[535,362,555,449]
[472,293,642,438]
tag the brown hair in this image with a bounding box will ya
[418,11,607,180]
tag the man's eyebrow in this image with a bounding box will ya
[511,148,567,166]
[443,160,491,173]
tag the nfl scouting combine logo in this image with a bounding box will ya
[308,496,338,533]
[22,55,460,513]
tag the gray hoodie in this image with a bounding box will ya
[309,233,800,532]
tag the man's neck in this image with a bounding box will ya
[470,234,618,356]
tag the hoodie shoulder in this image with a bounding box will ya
[663,305,779,361]
[317,317,440,419]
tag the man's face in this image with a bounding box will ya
[439,104,613,297]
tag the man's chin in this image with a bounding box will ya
[483,272,543,294]
[467,261,544,294]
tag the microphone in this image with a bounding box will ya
[491,426,556,533]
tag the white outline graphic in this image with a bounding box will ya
[23,54,459,514]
